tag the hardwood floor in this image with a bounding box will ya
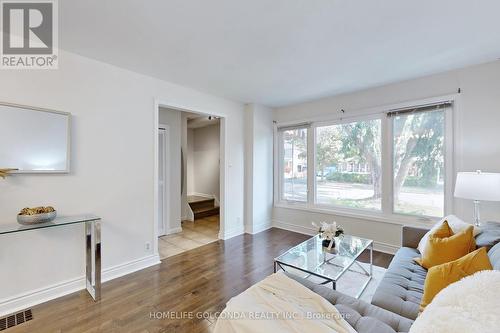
[7,228,392,333]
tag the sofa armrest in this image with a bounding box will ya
[402,226,430,249]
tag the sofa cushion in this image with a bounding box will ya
[416,224,475,269]
[488,242,500,270]
[371,247,426,320]
[420,247,493,310]
[286,273,413,333]
[417,215,480,256]
[476,221,500,250]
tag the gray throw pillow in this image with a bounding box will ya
[475,221,500,250]
[488,242,500,270]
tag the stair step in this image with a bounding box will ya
[193,206,219,219]
[189,198,215,210]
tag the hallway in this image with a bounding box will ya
[158,215,219,259]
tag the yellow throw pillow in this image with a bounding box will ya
[420,247,493,311]
[414,221,453,266]
[418,224,474,269]
[469,234,477,252]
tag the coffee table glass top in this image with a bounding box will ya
[275,234,373,281]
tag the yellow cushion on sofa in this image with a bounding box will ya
[414,221,453,266]
[420,247,493,311]
[417,223,474,269]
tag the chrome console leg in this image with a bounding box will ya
[86,220,101,301]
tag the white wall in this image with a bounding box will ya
[159,107,182,233]
[0,50,245,315]
[189,124,221,200]
[273,60,500,252]
[245,104,274,234]
[180,113,189,219]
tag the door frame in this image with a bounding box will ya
[158,124,170,237]
[153,99,227,258]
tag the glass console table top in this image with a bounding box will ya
[275,234,373,281]
[0,214,101,235]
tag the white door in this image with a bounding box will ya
[158,128,167,236]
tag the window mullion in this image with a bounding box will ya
[307,126,315,206]
[381,116,393,215]
[444,107,454,215]
[276,130,284,202]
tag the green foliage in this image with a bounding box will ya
[316,119,382,197]
[312,110,444,201]
[393,110,445,195]
[316,126,342,176]
[325,172,371,184]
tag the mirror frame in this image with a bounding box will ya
[0,101,71,174]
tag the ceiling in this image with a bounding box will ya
[180,111,220,128]
[187,117,220,129]
[60,1,500,107]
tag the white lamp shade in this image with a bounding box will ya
[454,172,500,201]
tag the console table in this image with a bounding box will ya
[0,215,102,301]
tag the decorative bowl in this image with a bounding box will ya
[17,211,57,225]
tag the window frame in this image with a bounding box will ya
[312,114,384,213]
[274,95,456,225]
[277,125,310,204]
[389,108,451,219]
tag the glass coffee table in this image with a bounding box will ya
[274,234,373,298]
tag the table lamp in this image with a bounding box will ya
[454,170,500,226]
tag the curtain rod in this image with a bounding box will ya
[277,122,312,131]
[386,101,453,117]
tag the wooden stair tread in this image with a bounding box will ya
[192,206,219,213]
[188,196,219,218]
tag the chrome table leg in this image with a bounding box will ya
[86,220,101,301]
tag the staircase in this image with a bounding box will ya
[188,196,219,219]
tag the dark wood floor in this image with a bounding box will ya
[8,228,393,333]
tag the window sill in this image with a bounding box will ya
[273,202,437,228]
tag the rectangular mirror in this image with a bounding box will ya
[0,102,71,173]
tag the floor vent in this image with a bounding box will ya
[0,309,33,331]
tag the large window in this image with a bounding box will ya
[393,110,445,217]
[315,119,382,210]
[281,127,308,202]
[277,101,452,220]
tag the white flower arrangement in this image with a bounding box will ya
[312,221,344,249]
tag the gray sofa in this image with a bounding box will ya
[289,222,500,333]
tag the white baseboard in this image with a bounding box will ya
[219,225,245,240]
[372,241,399,255]
[272,219,399,255]
[188,192,220,207]
[245,220,272,235]
[272,219,316,236]
[188,192,213,199]
[167,227,183,234]
[102,254,161,282]
[0,254,160,317]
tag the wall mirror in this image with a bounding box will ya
[0,102,71,173]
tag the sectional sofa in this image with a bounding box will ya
[287,222,500,333]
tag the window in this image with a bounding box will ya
[392,109,445,217]
[275,100,452,220]
[280,127,308,202]
[315,119,382,210]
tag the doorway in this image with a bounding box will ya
[154,101,226,260]
[157,125,169,237]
